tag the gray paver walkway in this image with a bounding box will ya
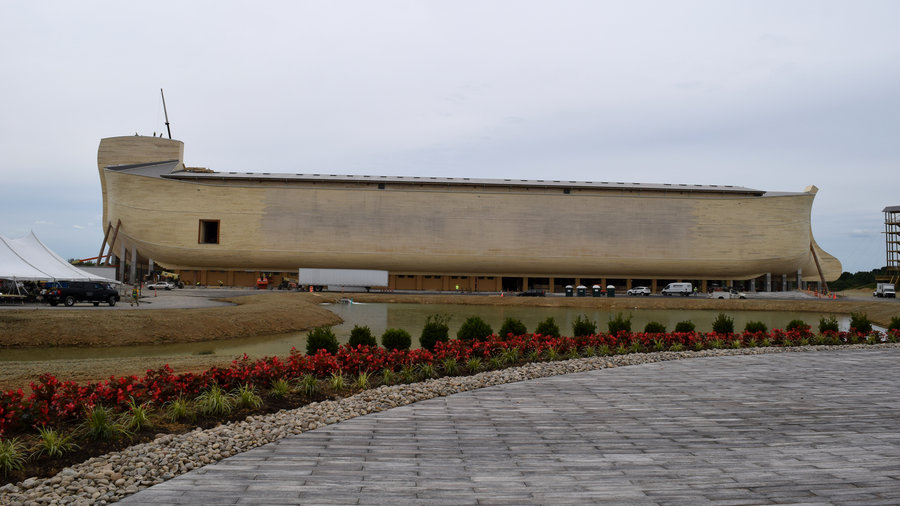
[122,349,900,505]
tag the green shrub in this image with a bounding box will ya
[674,320,695,333]
[382,328,412,350]
[420,314,451,351]
[499,317,527,337]
[348,325,377,348]
[888,316,900,332]
[535,317,560,337]
[819,315,839,333]
[306,326,339,355]
[0,437,25,476]
[457,316,494,341]
[849,312,872,333]
[644,321,667,333]
[786,319,809,332]
[743,321,768,334]
[607,312,632,335]
[711,313,734,334]
[572,314,597,337]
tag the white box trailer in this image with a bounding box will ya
[298,268,388,292]
[874,283,896,298]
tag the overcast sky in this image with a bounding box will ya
[2,1,898,273]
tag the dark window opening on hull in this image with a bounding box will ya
[199,220,220,244]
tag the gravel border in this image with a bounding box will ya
[3,343,898,505]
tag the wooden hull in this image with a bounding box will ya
[98,136,841,281]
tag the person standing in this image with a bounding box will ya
[131,286,140,306]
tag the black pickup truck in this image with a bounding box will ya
[43,281,120,307]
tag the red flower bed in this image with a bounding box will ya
[1,328,896,436]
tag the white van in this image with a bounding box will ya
[661,282,693,296]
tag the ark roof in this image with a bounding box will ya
[106,160,770,195]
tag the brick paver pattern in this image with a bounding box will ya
[122,349,900,504]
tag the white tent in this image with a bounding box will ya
[0,231,117,283]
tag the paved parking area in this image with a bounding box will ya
[122,349,900,505]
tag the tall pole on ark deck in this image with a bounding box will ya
[160,88,172,139]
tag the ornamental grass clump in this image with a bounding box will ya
[499,317,527,337]
[501,346,521,364]
[607,313,632,335]
[165,397,193,422]
[306,326,339,355]
[465,357,482,373]
[125,398,153,431]
[382,328,412,350]
[235,384,263,408]
[419,314,451,351]
[348,325,377,348]
[0,437,25,476]
[355,370,372,389]
[535,317,560,337]
[381,368,396,385]
[457,316,494,341]
[544,346,560,361]
[297,374,319,397]
[712,313,734,334]
[268,379,292,400]
[441,357,459,376]
[418,363,436,379]
[196,384,233,417]
[572,314,597,337]
[400,364,418,383]
[34,427,78,459]
[329,371,346,391]
[82,405,130,441]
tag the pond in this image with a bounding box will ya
[0,303,868,363]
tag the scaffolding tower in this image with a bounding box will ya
[886,206,900,285]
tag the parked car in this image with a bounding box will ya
[146,281,175,290]
[517,289,545,297]
[43,281,120,307]
[708,288,747,299]
[626,286,651,296]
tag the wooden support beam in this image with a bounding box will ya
[96,222,112,266]
[104,219,122,265]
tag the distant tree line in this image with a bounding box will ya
[830,267,894,291]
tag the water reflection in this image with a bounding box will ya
[0,302,865,363]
